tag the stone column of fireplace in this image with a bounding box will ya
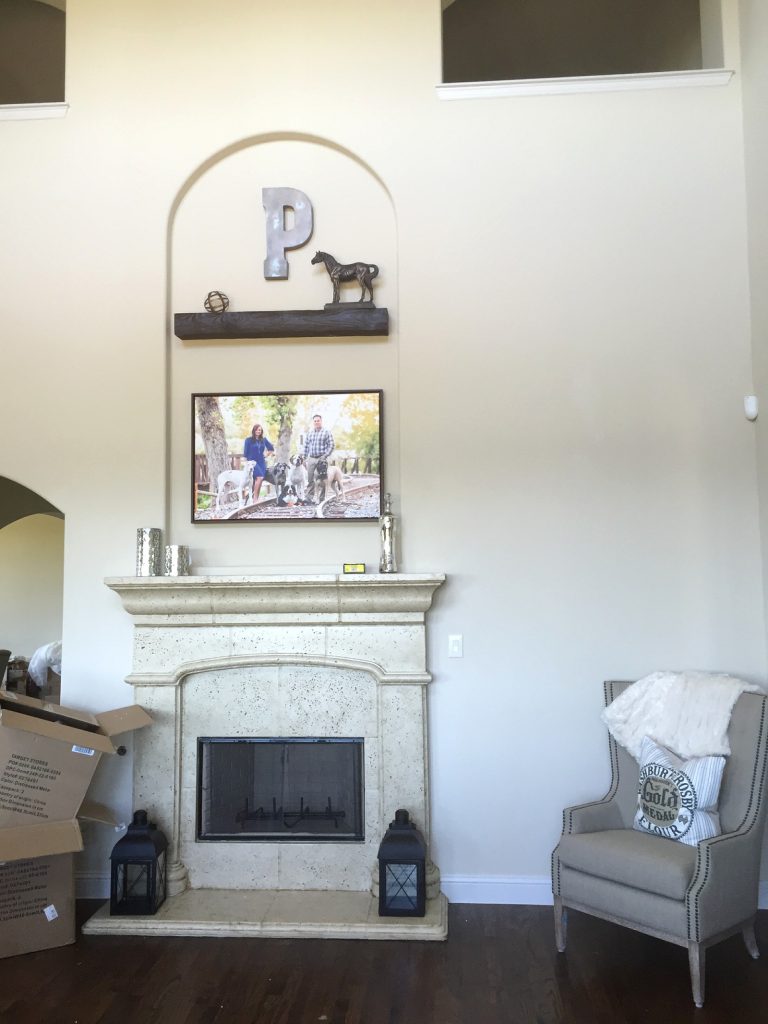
[105,574,445,900]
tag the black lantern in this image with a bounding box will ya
[377,808,426,917]
[110,810,168,916]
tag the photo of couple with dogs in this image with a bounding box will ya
[193,390,382,522]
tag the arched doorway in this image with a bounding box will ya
[0,476,64,701]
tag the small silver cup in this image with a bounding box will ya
[164,544,191,576]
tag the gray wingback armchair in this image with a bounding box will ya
[552,680,768,1008]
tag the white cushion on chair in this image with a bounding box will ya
[633,736,725,846]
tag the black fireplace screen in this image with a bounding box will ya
[196,737,364,842]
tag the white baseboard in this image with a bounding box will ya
[76,872,768,909]
[76,871,110,900]
[440,875,553,905]
[441,875,768,911]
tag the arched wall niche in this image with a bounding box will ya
[166,133,399,573]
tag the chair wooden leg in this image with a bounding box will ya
[554,896,567,952]
[743,922,760,959]
[688,941,705,1008]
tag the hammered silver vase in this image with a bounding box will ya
[136,528,163,576]
[164,544,191,576]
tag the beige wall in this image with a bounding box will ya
[1,0,765,895]
[739,0,768,884]
[0,515,64,662]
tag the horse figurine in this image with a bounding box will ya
[311,251,379,305]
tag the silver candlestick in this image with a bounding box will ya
[379,492,397,573]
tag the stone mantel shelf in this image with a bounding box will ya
[105,573,445,620]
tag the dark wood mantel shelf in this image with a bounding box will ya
[175,306,389,341]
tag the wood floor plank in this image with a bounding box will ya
[0,903,765,1023]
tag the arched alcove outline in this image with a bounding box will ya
[0,475,64,698]
[163,132,400,535]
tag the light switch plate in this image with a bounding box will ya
[448,634,463,658]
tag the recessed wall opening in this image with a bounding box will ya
[0,1,66,105]
[441,0,724,83]
[0,476,64,702]
[197,737,365,842]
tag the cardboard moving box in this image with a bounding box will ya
[0,853,76,958]
[0,818,84,861]
[0,691,152,958]
[0,691,151,828]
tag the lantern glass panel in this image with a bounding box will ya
[126,863,150,898]
[114,861,152,910]
[384,863,418,913]
[112,851,167,915]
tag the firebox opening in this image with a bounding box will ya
[196,737,364,842]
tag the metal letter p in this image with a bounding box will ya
[262,187,314,279]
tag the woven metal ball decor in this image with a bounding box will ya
[204,291,230,314]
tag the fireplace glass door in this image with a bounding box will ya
[197,737,364,842]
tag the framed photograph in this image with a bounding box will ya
[192,390,383,522]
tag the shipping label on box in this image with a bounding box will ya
[0,729,100,827]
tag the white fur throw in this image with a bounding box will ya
[601,671,762,760]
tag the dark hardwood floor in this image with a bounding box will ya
[0,903,766,1023]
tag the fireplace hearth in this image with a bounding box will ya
[84,573,447,941]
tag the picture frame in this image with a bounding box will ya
[192,390,383,522]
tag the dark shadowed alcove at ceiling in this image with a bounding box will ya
[0,476,63,529]
[442,0,704,82]
[0,0,66,105]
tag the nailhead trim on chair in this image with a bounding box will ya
[604,680,622,805]
[552,846,561,896]
[685,695,768,942]
[733,696,767,834]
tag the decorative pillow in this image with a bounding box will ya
[633,736,725,846]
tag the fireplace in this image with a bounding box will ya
[84,573,447,940]
[197,737,364,842]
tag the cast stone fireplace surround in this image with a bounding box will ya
[84,572,447,940]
